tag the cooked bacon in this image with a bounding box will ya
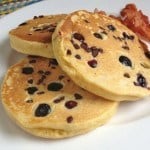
[120,3,150,41]
[139,40,149,53]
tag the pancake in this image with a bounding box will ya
[1,56,118,138]
[52,10,150,101]
[9,14,66,58]
[20,125,100,139]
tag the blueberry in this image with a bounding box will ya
[35,103,51,117]
[119,56,132,67]
[107,25,116,31]
[47,82,63,91]
[26,87,38,95]
[137,74,147,87]
[87,59,98,68]
[22,67,34,74]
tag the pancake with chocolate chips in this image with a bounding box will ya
[52,10,150,101]
[1,56,118,139]
[9,14,66,58]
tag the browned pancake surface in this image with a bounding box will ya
[1,56,118,138]
[10,14,66,43]
[52,10,150,101]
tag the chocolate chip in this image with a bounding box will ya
[38,70,44,74]
[122,32,128,38]
[87,59,97,68]
[73,43,80,49]
[66,49,72,55]
[39,15,44,18]
[26,87,38,95]
[107,25,116,31]
[73,33,84,42]
[93,33,103,39]
[47,82,63,91]
[124,73,130,78]
[122,46,130,50]
[80,42,90,52]
[41,75,46,79]
[28,79,33,84]
[29,60,36,63]
[37,79,44,85]
[71,40,80,49]
[49,59,58,66]
[91,48,99,57]
[90,46,103,57]
[26,99,33,103]
[122,32,134,40]
[53,96,65,103]
[58,75,65,80]
[134,73,147,88]
[37,91,45,95]
[19,22,27,26]
[118,37,124,41]
[37,75,46,85]
[35,103,51,117]
[74,93,83,99]
[28,55,39,58]
[75,54,81,59]
[51,66,56,69]
[36,24,55,32]
[65,101,77,109]
[22,67,34,74]
[45,71,51,75]
[58,31,62,35]
[84,20,90,23]
[119,56,132,67]
[33,16,38,19]
[124,41,128,45]
[66,116,73,123]
[145,51,150,59]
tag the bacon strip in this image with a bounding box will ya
[120,4,150,41]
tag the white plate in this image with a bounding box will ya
[0,0,150,149]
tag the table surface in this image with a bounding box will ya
[0,0,43,18]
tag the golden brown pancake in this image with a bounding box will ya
[52,10,150,101]
[1,56,118,138]
[9,14,66,58]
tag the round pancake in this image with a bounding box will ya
[1,56,118,139]
[52,10,150,101]
[9,14,66,58]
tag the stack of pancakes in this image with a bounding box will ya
[1,10,150,139]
